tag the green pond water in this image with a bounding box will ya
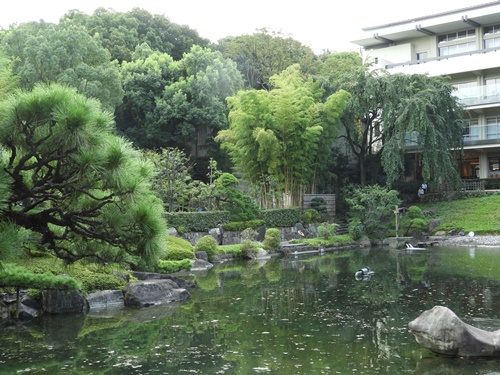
[3,245,500,374]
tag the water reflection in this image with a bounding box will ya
[2,246,500,374]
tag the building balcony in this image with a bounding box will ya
[405,125,500,148]
[456,84,500,107]
[383,47,500,77]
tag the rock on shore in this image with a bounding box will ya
[437,235,500,247]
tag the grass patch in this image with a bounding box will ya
[418,195,500,235]
[12,257,129,294]
[290,234,355,246]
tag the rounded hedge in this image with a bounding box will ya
[194,235,219,259]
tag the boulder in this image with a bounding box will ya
[86,290,124,309]
[358,236,371,247]
[428,219,441,233]
[256,226,266,242]
[168,227,179,237]
[191,259,213,271]
[408,305,500,357]
[131,272,196,290]
[124,279,190,307]
[42,289,89,315]
[0,301,10,320]
[249,247,271,260]
[18,295,42,320]
[195,251,208,261]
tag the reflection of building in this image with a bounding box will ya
[352,2,500,180]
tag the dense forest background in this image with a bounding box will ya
[0,7,359,191]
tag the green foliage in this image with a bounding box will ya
[302,208,322,224]
[164,236,195,261]
[239,239,257,258]
[418,194,500,235]
[65,7,209,62]
[218,29,315,90]
[240,228,259,241]
[164,211,230,232]
[337,65,464,187]
[194,235,219,260]
[317,222,339,240]
[145,148,195,213]
[310,197,327,213]
[348,218,365,240]
[2,22,123,111]
[0,263,80,290]
[291,234,355,246]
[0,84,167,267]
[217,64,350,208]
[157,259,192,274]
[223,220,265,231]
[407,206,425,220]
[345,184,401,236]
[214,173,259,222]
[117,45,243,156]
[263,228,281,250]
[259,207,302,227]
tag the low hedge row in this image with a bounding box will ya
[259,207,302,227]
[164,207,303,232]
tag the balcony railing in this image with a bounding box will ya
[405,124,500,146]
[385,46,500,70]
[455,84,500,107]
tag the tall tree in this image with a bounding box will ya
[0,84,167,267]
[117,45,243,172]
[338,67,464,187]
[64,7,210,62]
[216,64,350,208]
[1,21,123,111]
[218,29,315,90]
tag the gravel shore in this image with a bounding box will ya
[434,235,500,247]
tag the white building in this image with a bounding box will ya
[351,1,500,180]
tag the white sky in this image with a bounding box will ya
[0,0,492,54]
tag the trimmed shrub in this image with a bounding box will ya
[263,228,281,250]
[259,207,302,227]
[194,235,219,260]
[302,208,322,224]
[223,220,265,231]
[164,236,195,260]
[310,197,327,214]
[157,259,192,274]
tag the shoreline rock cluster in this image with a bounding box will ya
[435,235,500,247]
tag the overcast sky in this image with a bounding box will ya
[0,0,492,53]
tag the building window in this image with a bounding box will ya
[416,51,428,60]
[484,24,500,35]
[485,37,500,49]
[438,29,475,43]
[485,78,500,99]
[439,42,476,56]
[487,117,500,139]
[489,157,500,171]
[464,119,479,141]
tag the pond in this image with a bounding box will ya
[3,245,500,374]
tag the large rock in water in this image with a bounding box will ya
[408,305,500,357]
[42,289,89,314]
[124,279,190,307]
